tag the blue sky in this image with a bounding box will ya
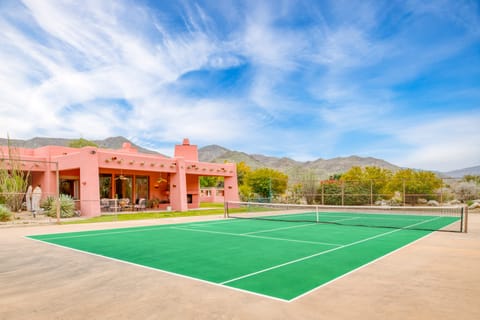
[0,0,479,171]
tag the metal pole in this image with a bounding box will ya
[321,182,324,205]
[341,180,344,206]
[114,197,118,221]
[370,179,373,205]
[56,162,60,224]
[269,177,272,202]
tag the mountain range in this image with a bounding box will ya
[1,136,478,178]
[198,145,402,179]
[0,136,159,155]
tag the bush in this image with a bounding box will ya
[41,196,55,211]
[0,204,12,222]
[318,182,342,205]
[45,195,75,218]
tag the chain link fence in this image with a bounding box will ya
[246,177,480,206]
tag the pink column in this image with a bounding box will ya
[224,163,240,203]
[170,157,188,212]
[79,148,101,217]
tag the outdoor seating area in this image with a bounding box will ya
[100,198,147,212]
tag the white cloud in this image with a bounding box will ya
[0,0,477,172]
[390,114,480,171]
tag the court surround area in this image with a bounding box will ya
[1,209,479,319]
[26,204,465,301]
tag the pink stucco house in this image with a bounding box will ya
[0,138,239,217]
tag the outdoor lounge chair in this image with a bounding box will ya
[134,198,146,211]
[100,198,110,212]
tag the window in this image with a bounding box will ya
[115,175,132,200]
[99,174,112,199]
[135,176,149,201]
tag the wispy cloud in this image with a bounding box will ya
[0,0,478,171]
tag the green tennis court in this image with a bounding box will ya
[27,210,461,301]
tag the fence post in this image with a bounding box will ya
[55,162,60,224]
[370,180,373,205]
[321,182,324,205]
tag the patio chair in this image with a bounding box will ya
[134,198,147,211]
[109,199,121,212]
[100,198,110,212]
[121,198,132,211]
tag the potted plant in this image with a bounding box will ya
[148,198,160,209]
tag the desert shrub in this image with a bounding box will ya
[41,196,55,211]
[0,141,30,212]
[453,182,479,202]
[45,194,75,218]
[0,204,12,222]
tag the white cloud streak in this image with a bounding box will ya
[0,0,477,171]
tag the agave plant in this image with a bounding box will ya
[46,194,75,218]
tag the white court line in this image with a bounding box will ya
[29,219,239,241]
[242,222,319,235]
[320,213,431,222]
[31,227,170,241]
[25,236,290,303]
[170,227,342,247]
[26,215,445,303]
[182,219,242,227]
[327,217,362,223]
[220,216,443,285]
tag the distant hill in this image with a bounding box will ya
[2,137,477,178]
[197,145,231,162]
[444,166,480,178]
[0,136,161,155]
[198,145,401,178]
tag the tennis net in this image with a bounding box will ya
[225,201,467,232]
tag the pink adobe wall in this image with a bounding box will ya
[200,188,225,203]
[174,138,198,161]
[1,139,240,217]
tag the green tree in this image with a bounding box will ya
[318,181,342,205]
[363,166,392,198]
[236,161,251,186]
[239,184,254,201]
[386,169,443,204]
[340,166,364,181]
[247,168,288,200]
[340,166,392,203]
[200,176,221,188]
[68,138,98,148]
[234,162,253,201]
